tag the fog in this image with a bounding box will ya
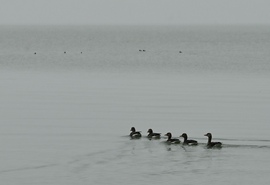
[1,0,270,25]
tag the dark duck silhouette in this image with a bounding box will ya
[130,127,142,138]
[147,129,161,138]
[165,132,180,144]
[180,133,198,145]
[204,133,222,148]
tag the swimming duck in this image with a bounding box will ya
[147,129,161,138]
[130,127,142,138]
[204,133,222,148]
[165,132,180,144]
[180,133,198,145]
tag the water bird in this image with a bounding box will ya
[179,51,182,53]
[165,132,180,144]
[180,133,198,145]
[34,52,36,54]
[130,127,142,138]
[147,129,161,138]
[64,51,66,54]
[204,133,222,148]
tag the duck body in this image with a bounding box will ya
[130,127,142,138]
[180,133,198,146]
[204,133,222,148]
[165,132,180,144]
[147,129,161,138]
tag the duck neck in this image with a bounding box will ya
[208,135,212,144]
[183,135,187,142]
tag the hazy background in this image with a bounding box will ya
[0,0,270,25]
[1,1,270,184]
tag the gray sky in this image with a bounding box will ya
[0,0,270,25]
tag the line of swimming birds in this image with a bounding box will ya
[130,127,222,148]
[33,50,183,54]
[34,51,83,54]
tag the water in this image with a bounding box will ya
[0,25,270,184]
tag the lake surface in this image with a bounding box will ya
[0,25,270,184]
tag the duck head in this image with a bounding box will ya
[130,127,136,132]
[165,132,172,137]
[180,133,188,139]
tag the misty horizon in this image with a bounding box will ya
[1,0,270,25]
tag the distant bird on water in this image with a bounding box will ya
[204,133,222,148]
[180,133,198,145]
[130,127,142,138]
[165,132,180,144]
[147,129,161,139]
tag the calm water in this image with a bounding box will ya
[0,25,270,184]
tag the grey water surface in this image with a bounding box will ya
[0,25,270,184]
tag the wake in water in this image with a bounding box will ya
[123,134,270,149]
[127,126,270,149]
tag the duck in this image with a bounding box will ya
[204,133,222,148]
[180,133,198,145]
[130,127,142,138]
[165,132,180,144]
[147,129,161,138]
